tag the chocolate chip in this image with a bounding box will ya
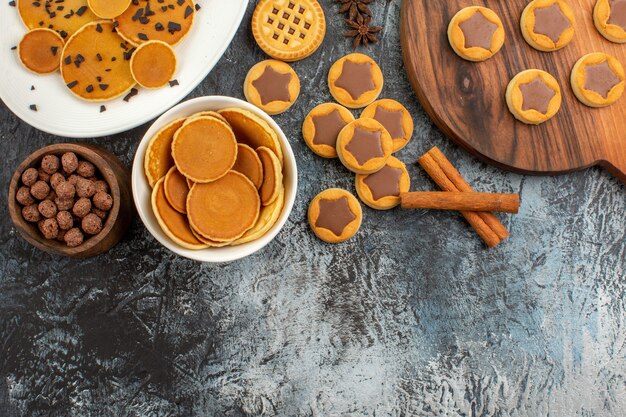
[29,104,38,111]
[169,79,179,87]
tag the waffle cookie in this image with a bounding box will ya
[252,0,326,62]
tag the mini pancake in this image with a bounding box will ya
[218,108,284,165]
[18,0,98,39]
[186,111,228,125]
[232,144,264,189]
[144,118,185,188]
[151,177,208,250]
[190,226,233,247]
[187,171,261,242]
[60,21,136,101]
[114,0,195,46]
[130,40,177,89]
[88,0,131,19]
[171,116,238,183]
[256,147,283,206]
[233,188,284,245]
[18,29,65,74]
[163,166,190,214]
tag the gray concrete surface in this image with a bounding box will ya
[1,1,624,416]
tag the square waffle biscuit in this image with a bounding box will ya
[252,0,326,62]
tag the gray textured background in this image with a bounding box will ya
[1,1,625,416]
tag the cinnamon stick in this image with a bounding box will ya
[417,148,511,247]
[401,192,520,213]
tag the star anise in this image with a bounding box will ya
[345,14,382,48]
[338,0,373,22]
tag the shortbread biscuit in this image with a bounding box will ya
[308,188,362,243]
[448,6,505,61]
[594,0,626,43]
[336,118,393,174]
[506,69,561,124]
[244,60,300,115]
[328,53,383,109]
[302,103,355,158]
[355,156,410,210]
[360,99,413,153]
[521,0,575,52]
[570,53,625,107]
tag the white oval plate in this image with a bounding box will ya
[0,0,247,138]
[132,96,298,263]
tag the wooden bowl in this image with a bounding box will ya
[8,143,134,258]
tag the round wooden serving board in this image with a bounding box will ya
[400,0,626,184]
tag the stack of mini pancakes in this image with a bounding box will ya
[15,0,196,102]
[144,108,286,250]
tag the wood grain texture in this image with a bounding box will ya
[7,143,133,258]
[400,0,626,184]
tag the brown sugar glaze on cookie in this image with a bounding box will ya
[609,0,626,30]
[315,197,356,236]
[363,165,403,200]
[585,62,621,98]
[312,110,348,147]
[373,107,405,139]
[345,127,384,165]
[335,60,375,100]
[519,78,555,113]
[459,12,497,49]
[534,4,572,43]
[251,66,293,105]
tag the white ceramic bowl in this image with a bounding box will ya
[132,96,298,263]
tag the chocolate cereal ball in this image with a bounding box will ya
[72,197,91,218]
[46,189,57,201]
[56,181,76,200]
[91,208,108,220]
[64,227,84,248]
[94,180,109,194]
[56,210,74,230]
[50,172,65,190]
[81,213,103,235]
[21,168,38,186]
[37,168,50,182]
[22,204,42,222]
[61,152,79,174]
[30,181,50,200]
[67,174,81,186]
[76,178,96,198]
[38,218,59,239]
[16,186,35,206]
[76,160,95,178]
[93,191,113,211]
[38,199,58,219]
[41,155,60,174]
[55,197,75,211]
[56,229,66,242]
